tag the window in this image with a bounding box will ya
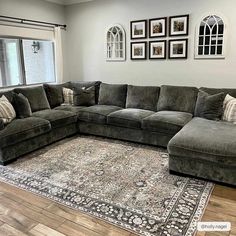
[0,38,55,87]
[195,15,225,59]
[106,24,126,61]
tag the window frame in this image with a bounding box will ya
[195,14,226,59]
[0,36,56,88]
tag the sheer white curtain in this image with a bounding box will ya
[54,26,64,84]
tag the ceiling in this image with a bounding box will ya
[43,0,94,5]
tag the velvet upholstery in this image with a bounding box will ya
[126,85,160,111]
[70,81,101,104]
[14,86,50,112]
[200,87,236,98]
[194,91,225,120]
[168,117,236,185]
[54,105,86,115]
[13,93,32,118]
[79,122,173,148]
[0,91,14,103]
[73,86,96,106]
[0,124,77,165]
[168,117,236,165]
[157,85,198,114]
[0,119,4,131]
[107,108,155,129]
[142,111,192,134]
[43,83,70,108]
[0,117,50,148]
[32,109,77,129]
[78,105,122,124]
[98,83,127,108]
[169,156,236,186]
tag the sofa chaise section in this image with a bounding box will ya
[168,117,236,186]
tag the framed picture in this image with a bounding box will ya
[131,42,147,60]
[130,20,147,39]
[168,39,188,59]
[149,40,166,59]
[149,17,167,38]
[169,14,189,36]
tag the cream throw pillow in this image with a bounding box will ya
[223,94,236,123]
[62,87,74,105]
[0,95,16,124]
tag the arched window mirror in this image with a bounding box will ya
[106,24,126,61]
[195,15,226,59]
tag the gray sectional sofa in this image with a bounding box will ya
[0,81,235,187]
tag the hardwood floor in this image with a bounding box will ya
[0,181,235,236]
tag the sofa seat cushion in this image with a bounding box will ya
[78,105,122,124]
[54,105,86,115]
[107,108,155,129]
[142,111,192,134]
[0,117,51,148]
[168,117,236,166]
[32,109,77,129]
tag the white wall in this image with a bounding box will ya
[65,0,236,88]
[0,0,65,24]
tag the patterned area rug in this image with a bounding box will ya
[0,135,213,236]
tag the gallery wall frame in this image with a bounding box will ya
[130,41,147,60]
[149,40,167,59]
[169,14,189,37]
[149,17,167,38]
[130,20,147,40]
[168,39,188,59]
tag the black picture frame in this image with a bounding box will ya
[149,17,167,38]
[168,39,188,59]
[130,20,147,40]
[149,40,167,60]
[131,41,147,60]
[169,14,189,37]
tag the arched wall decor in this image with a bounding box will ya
[195,14,226,59]
[106,24,126,61]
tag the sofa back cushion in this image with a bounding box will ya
[200,87,236,98]
[126,85,160,111]
[43,82,70,108]
[14,86,50,112]
[70,81,101,104]
[157,85,198,114]
[98,83,127,108]
[0,90,14,103]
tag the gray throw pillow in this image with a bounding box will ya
[194,90,225,120]
[13,93,32,119]
[14,86,50,112]
[73,86,96,106]
[43,84,64,108]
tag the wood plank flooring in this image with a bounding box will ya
[0,181,235,236]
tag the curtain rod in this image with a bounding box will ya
[0,15,67,29]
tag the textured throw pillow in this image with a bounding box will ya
[0,95,16,124]
[62,87,74,105]
[223,94,236,123]
[73,86,95,106]
[194,91,225,120]
[13,93,32,119]
[43,84,64,108]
